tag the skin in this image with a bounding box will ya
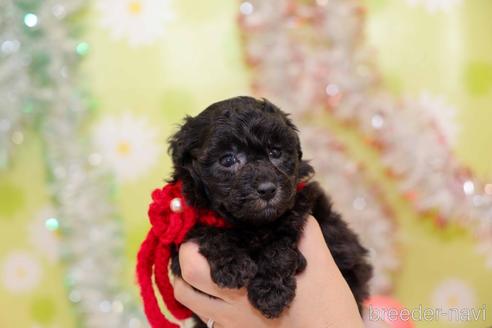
[172,216,365,328]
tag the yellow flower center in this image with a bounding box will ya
[117,141,132,155]
[128,1,142,14]
[447,295,459,307]
[15,267,26,278]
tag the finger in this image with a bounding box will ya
[298,216,334,264]
[173,277,227,321]
[196,316,226,328]
[297,216,361,318]
[194,314,225,328]
[179,242,246,302]
[297,216,347,286]
[202,318,225,328]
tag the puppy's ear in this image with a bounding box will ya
[298,160,314,181]
[169,116,198,168]
[260,98,305,159]
[280,114,314,180]
[296,134,314,180]
[168,116,209,207]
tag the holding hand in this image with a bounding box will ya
[173,216,365,328]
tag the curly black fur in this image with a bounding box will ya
[168,96,372,326]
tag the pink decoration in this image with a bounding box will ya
[364,296,414,328]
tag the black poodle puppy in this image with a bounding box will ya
[169,96,372,327]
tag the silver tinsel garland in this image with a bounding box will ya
[239,0,492,268]
[301,128,399,294]
[0,1,31,166]
[0,1,145,327]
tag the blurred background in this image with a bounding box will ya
[0,0,491,327]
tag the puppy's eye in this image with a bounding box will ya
[219,154,238,167]
[268,148,282,159]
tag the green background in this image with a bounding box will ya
[0,1,491,327]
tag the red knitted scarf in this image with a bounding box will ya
[136,180,306,327]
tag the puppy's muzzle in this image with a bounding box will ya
[257,181,277,201]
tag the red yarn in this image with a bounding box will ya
[136,180,306,327]
[136,181,228,327]
[296,181,306,192]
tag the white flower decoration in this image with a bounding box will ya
[28,207,60,263]
[432,278,476,323]
[476,240,492,269]
[405,0,462,14]
[92,113,161,182]
[96,0,173,47]
[1,251,42,293]
[416,91,459,146]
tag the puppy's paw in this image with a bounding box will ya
[210,253,257,289]
[248,276,296,318]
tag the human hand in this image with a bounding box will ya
[172,216,365,328]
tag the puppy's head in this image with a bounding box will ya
[169,96,313,226]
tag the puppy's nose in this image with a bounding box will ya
[257,182,277,201]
